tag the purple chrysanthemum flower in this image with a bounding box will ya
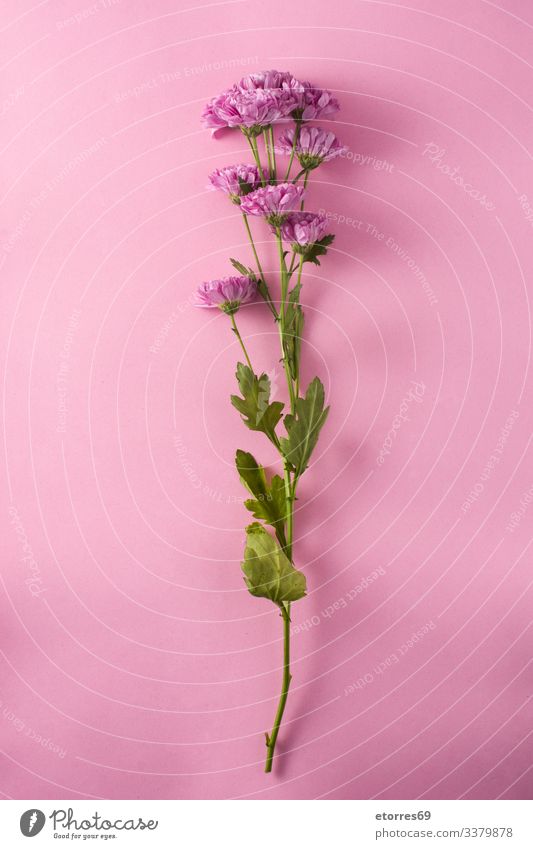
[281,211,330,247]
[294,82,340,121]
[201,87,283,136]
[277,126,346,170]
[240,182,305,225]
[238,69,303,95]
[201,88,233,135]
[195,275,257,315]
[237,73,339,123]
[202,72,302,137]
[208,164,262,203]
[238,70,303,118]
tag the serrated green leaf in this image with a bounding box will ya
[230,363,284,444]
[280,377,329,476]
[242,525,306,605]
[236,450,288,548]
[230,257,253,276]
[300,233,335,266]
[288,283,301,303]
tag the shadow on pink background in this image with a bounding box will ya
[0,0,532,799]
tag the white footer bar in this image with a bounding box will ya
[2,799,532,847]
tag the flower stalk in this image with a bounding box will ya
[229,313,253,371]
[197,68,340,773]
[241,213,277,318]
[264,603,292,773]
[276,227,297,412]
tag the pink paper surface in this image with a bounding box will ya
[1,0,532,800]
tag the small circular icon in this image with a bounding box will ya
[20,810,46,837]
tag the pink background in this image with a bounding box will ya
[1,0,532,800]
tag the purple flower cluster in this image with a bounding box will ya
[196,70,339,312]
[195,276,257,314]
[208,164,261,203]
[281,212,330,247]
[202,70,339,136]
[240,182,305,225]
[277,126,346,170]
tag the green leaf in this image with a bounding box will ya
[280,377,329,476]
[300,234,335,266]
[256,277,274,310]
[242,525,307,604]
[235,450,288,548]
[230,257,254,276]
[288,282,302,304]
[230,363,284,444]
[237,177,256,196]
[283,283,304,381]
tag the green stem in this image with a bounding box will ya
[287,249,298,277]
[269,125,277,182]
[264,603,291,773]
[292,168,307,183]
[263,128,274,181]
[263,129,271,180]
[242,214,277,318]
[284,470,295,560]
[263,200,305,774]
[283,121,301,181]
[300,171,309,211]
[263,218,306,773]
[295,255,304,399]
[277,231,289,307]
[242,213,265,278]
[265,392,298,772]
[229,313,253,370]
[248,134,267,185]
[296,253,304,287]
[276,229,296,412]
